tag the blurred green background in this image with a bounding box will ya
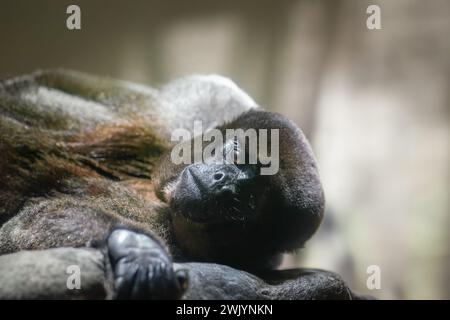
[0,0,449,299]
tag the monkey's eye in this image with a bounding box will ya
[233,136,239,151]
[222,138,242,164]
[232,137,243,164]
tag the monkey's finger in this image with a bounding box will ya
[114,262,140,299]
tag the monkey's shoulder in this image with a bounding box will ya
[0,71,174,218]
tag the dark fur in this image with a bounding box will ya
[0,70,324,270]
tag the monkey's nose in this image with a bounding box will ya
[185,164,238,193]
[213,171,225,182]
[212,169,238,195]
[212,168,236,188]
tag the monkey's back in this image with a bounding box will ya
[0,70,174,252]
[0,70,258,254]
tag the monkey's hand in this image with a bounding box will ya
[107,229,188,299]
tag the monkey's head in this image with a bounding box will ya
[153,110,324,265]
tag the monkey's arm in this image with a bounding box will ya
[0,248,109,299]
[0,247,358,300]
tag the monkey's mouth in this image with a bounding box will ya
[169,167,257,224]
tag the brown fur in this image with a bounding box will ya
[0,70,324,271]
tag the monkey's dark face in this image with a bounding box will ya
[163,137,268,224]
[153,110,325,259]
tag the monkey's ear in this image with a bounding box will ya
[152,152,183,203]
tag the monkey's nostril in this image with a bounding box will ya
[213,172,225,181]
